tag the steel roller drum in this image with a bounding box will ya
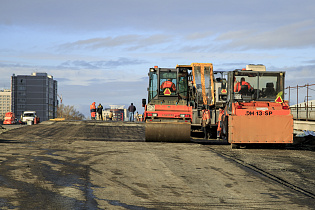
[145,121,191,142]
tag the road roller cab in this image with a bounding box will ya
[143,63,216,142]
[219,65,293,148]
[144,66,191,142]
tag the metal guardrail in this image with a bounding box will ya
[286,83,315,121]
[294,120,315,131]
[291,105,315,121]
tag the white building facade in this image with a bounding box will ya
[0,89,11,120]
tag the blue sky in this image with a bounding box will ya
[1,0,315,118]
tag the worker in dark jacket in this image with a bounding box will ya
[128,103,136,122]
[97,103,103,120]
[90,102,96,120]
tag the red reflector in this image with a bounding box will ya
[283,105,289,110]
[236,105,242,109]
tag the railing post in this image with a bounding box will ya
[306,83,309,121]
[288,86,291,106]
[297,85,299,120]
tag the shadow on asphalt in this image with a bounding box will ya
[192,138,315,151]
[191,138,229,145]
[0,139,23,144]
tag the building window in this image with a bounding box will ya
[17,86,26,91]
[18,105,25,109]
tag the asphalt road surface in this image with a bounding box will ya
[0,121,314,209]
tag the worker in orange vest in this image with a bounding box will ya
[90,102,96,120]
[234,77,253,92]
[160,79,176,92]
[201,106,211,139]
[217,108,224,140]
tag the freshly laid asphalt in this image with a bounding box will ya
[0,121,314,209]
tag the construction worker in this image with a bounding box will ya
[135,111,139,122]
[217,108,224,140]
[108,111,113,121]
[160,78,176,92]
[97,103,103,120]
[201,106,211,139]
[234,77,253,92]
[128,103,136,121]
[90,102,96,120]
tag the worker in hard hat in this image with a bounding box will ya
[217,108,224,140]
[234,77,253,92]
[201,105,211,139]
[90,102,96,120]
[108,111,113,121]
[160,78,176,92]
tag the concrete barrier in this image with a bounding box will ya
[294,120,315,131]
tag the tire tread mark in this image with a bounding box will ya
[209,148,315,199]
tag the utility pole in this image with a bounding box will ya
[288,86,290,106]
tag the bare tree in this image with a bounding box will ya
[57,104,85,120]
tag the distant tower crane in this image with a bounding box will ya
[57,94,63,104]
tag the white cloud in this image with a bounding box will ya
[2,0,314,34]
[58,57,146,69]
[0,58,147,89]
[58,34,173,52]
[59,35,141,50]
[216,20,315,50]
[1,0,315,112]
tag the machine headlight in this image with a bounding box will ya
[180,114,190,118]
[147,105,155,111]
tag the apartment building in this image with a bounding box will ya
[0,89,11,120]
[11,72,58,121]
